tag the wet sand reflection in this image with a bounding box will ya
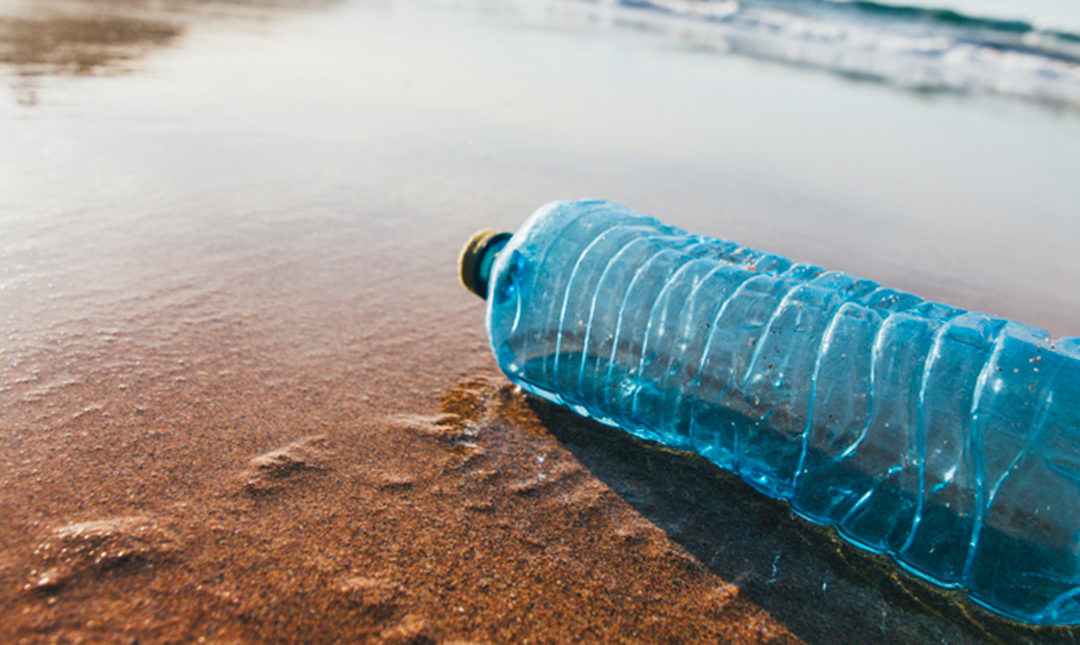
[0,0,338,104]
[0,13,181,76]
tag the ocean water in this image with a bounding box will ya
[590,0,1080,108]
[2,0,1078,340]
[835,0,1080,30]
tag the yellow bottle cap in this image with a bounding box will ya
[459,229,510,299]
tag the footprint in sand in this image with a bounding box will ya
[26,515,180,592]
[240,435,332,495]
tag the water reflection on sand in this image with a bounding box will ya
[0,13,179,75]
[0,0,340,104]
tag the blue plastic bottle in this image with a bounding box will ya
[458,200,1080,625]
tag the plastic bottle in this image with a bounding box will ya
[458,199,1080,625]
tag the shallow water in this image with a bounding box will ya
[3,0,1079,338]
[1,0,1079,641]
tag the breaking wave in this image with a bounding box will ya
[614,0,1080,108]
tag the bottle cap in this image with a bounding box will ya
[459,229,511,299]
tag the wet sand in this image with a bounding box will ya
[2,0,1080,642]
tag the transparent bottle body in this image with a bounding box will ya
[484,200,1080,625]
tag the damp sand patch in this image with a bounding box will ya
[0,13,182,76]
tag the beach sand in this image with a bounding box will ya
[2,0,1080,642]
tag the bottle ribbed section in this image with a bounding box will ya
[485,200,1080,625]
